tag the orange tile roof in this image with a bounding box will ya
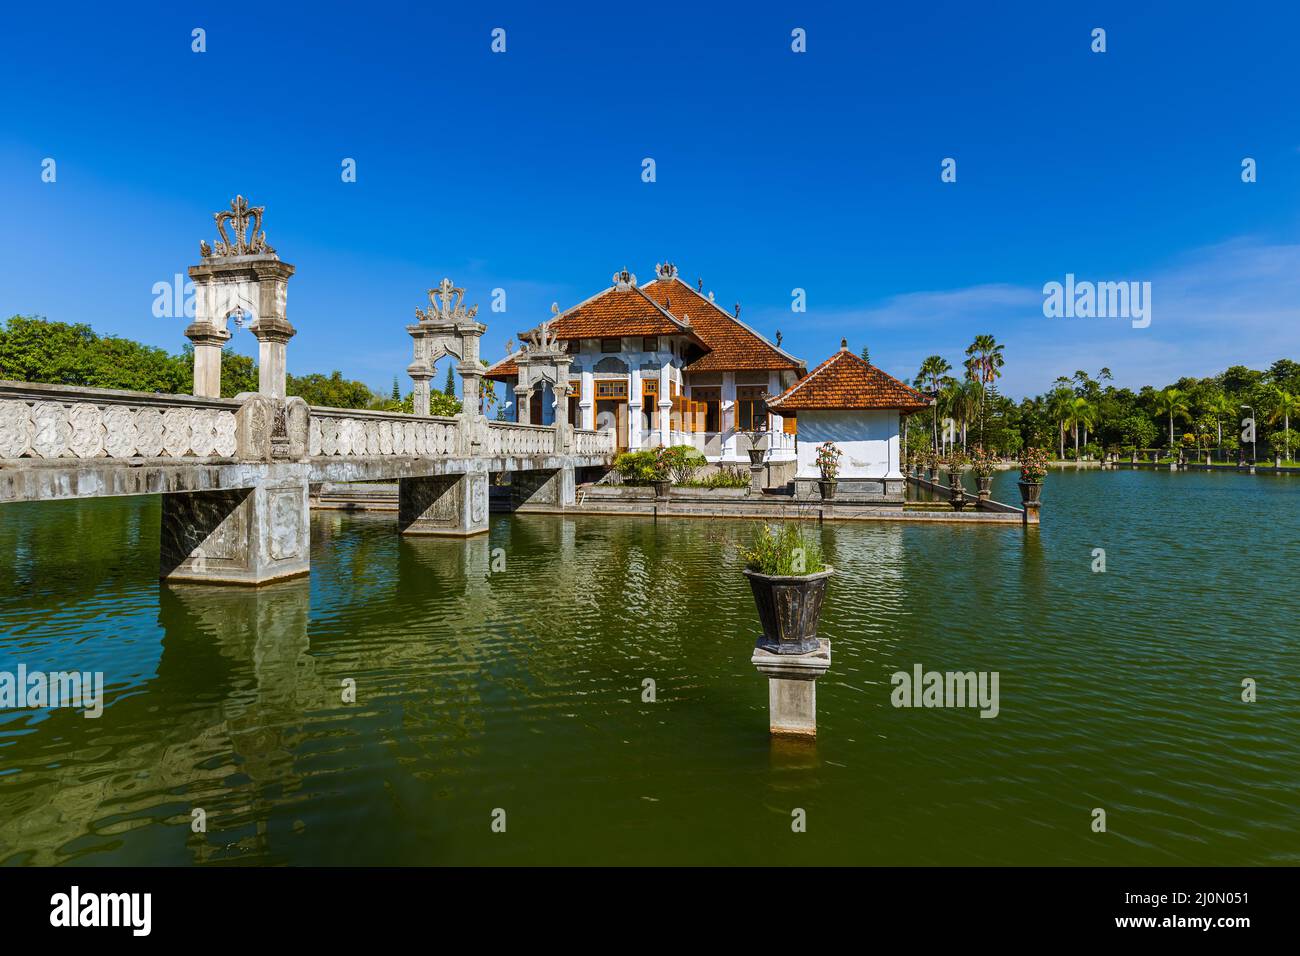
[484,352,520,380]
[484,267,804,380]
[641,276,803,373]
[550,280,698,340]
[767,346,930,412]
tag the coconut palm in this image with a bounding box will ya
[1267,387,1300,460]
[1065,397,1098,457]
[965,334,1005,442]
[917,355,951,451]
[1152,387,1191,449]
[1047,388,1074,460]
[1203,392,1236,459]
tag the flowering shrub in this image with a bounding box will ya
[972,447,996,478]
[657,444,706,483]
[1019,446,1049,484]
[815,441,842,480]
[947,449,969,470]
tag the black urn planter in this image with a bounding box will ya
[748,448,766,466]
[976,475,992,500]
[1018,481,1042,505]
[817,479,837,500]
[744,567,835,655]
[652,480,672,498]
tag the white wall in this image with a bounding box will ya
[794,409,901,479]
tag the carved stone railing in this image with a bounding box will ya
[574,428,615,456]
[308,407,461,457]
[485,420,557,457]
[0,381,242,460]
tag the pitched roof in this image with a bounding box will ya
[548,280,700,341]
[767,345,930,412]
[484,350,521,380]
[483,267,805,380]
[641,276,804,373]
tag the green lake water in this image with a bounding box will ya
[1,468,1297,865]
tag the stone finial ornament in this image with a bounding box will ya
[416,278,480,325]
[200,195,276,258]
[654,262,678,280]
[523,319,566,355]
[612,269,637,289]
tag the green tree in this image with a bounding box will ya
[1152,387,1191,448]
[444,363,456,396]
[917,355,951,451]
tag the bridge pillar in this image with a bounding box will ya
[398,471,489,537]
[507,465,573,509]
[160,471,311,585]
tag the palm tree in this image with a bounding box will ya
[1152,387,1191,450]
[1047,388,1074,460]
[965,334,1005,442]
[1267,387,1300,461]
[938,377,964,453]
[917,355,951,452]
[1065,397,1097,457]
[1204,392,1235,459]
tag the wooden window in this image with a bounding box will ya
[601,338,621,353]
[595,380,628,399]
[642,336,658,352]
[736,386,768,431]
[783,415,797,435]
[692,387,721,433]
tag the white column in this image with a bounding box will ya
[580,366,594,430]
[722,371,737,460]
[658,357,672,447]
[628,366,642,450]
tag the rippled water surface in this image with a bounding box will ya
[1,469,1297,865]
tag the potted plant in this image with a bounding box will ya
[651,447,672,498]
[743,423,769,465]
[972,447,995,500]
[924,449,938,481]
[815,441,841,499]
[742,523,834,655]
[1018,446,1048,506]
[947,449,969,511]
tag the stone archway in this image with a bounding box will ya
[187,197,295,398]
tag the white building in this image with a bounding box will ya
[485,263,806,466]
[767,340,931,501]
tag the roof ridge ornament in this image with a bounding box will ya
[654,262,678,280]
[200,195,276,258]
[612,268,637,290]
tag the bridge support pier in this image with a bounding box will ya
[398,472,489,537]
[160,472,311,585]
[507,464,575,509]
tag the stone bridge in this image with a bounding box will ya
[0,197,615,584]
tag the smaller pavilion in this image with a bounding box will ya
[766,340,931,501]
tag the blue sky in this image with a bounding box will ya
[3,1,1299,398]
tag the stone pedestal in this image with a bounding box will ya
[749,463,764,495]
[751,639,831,737]
[1022,501,1041,525]
[161,471,311,584]
[398,471,489,536]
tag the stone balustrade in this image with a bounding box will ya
[574,428,615,456]
[0,382,242,460]
[307,407,461,458]
[485,420,558,456]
